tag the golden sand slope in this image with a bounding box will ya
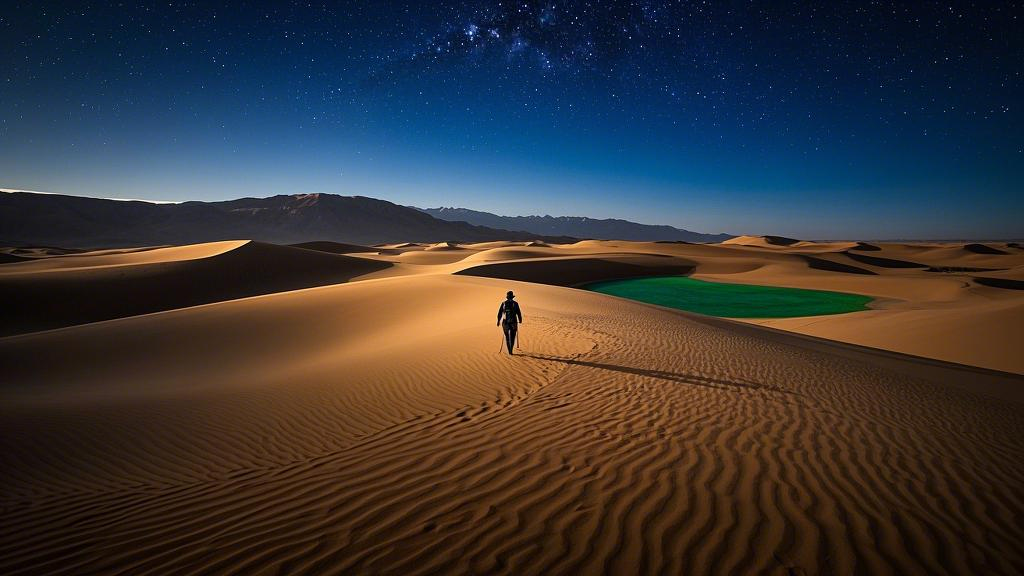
[0,241,392,335]
[1,269,1023,575]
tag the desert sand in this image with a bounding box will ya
[1,238,1022,574]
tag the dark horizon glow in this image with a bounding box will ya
[2,2,1021,239]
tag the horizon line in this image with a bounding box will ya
[3,188,1020,243]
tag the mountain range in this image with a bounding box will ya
[0,191,574,248]
[417,207,732,242]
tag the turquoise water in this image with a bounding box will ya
[585,276,872,318]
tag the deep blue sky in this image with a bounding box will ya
[2,2,1021,239]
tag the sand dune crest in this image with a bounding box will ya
[0,241,391,335]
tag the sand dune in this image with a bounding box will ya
[461,246,590,263]
[722,234,801,248]
[0,241,391,336]
[1,237,1022,574]
[964,242,1009,255]
[377,242,423,249]
[460,240,526,250]
[392,249,477,265]
[0,245,163,259]
[0,240,239,272]
[875,243,1014,269]
[2,270,1022,575]
[425,241,464,251]
[289,241,381,254]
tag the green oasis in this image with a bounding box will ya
[585,276,872,318]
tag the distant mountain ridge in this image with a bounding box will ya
[0,191,573,248]
[417,207,732,242]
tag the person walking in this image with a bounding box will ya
[497,290,523,355]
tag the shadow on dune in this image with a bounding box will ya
[521,353,792,394]
[0,253,30,264]
[973,277,1024,290]
[0,241,393,336]
[797,255,877,275]
[843,251,927,269]
[456,256,695,287]
[964,243,1009,255]
[763,235,801,246]
[289,241,380,254]
[849,242,881,251]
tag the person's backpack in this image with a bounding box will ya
[503,300,517,323]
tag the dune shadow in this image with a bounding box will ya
[522,353,792,394]
[456,257,695,287]
[843,251,927,269]
[0,242,394,336]
[973,276,1024,290]
[964,243,1009,255]
[764,235,800,246]
[0,252,29,264]
[290,241,379,254]
[797,254,876,275]
[850,242,881,251]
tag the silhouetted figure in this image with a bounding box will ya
[497,290,523,355]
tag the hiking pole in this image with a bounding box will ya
[516,326,521,350]
[498,327,506,353]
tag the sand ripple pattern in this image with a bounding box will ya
[1,279,1023,575]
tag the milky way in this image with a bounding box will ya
[368,0,1020,147]
[406,2,657,68]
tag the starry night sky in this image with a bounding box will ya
[2,2,1021,238]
